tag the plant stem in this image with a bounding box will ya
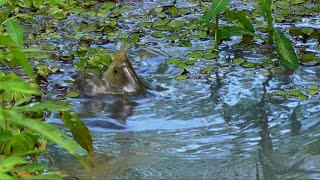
[214,15,219,50]
[267,16,273,44]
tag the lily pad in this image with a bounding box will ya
[175,75,188,80]
[201,66,213,74]
[203,52,218,60]
[232,58,245,65]
[308,85,319,95]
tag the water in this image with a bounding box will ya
[34,0,320,179]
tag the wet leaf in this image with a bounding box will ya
[201,66,213,74]
[300,53,318,66]
[241,61,255,68]
[286,90,307,100]
[151,32,167,38]
[203,53,218,60]
[202,0,231,27]
[302,28,314,35]
[61,112,94,157]
[232,58,245,65]
[274,28,299,70]
[175,75,188,80]
[65,92,81,98]
[308,85,319,95]
[166,57,182,65]
[6,20,23,48]
[187,50,204,58]
[198,31,207,39]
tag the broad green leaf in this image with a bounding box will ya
[0,173,14,179]
[0,156,27,173]
[13,101,69,112]
[0,131,13,142]
[10,48,35,80]
[4,109,90,166]
[14,162,46,173]
[0,79,40,95]
[201,0,231,27]
[0,0,9,6]
[274,28,299,70]
[235,11,255,32]
[0,35,15,47]
[33,0,42,8]
[6,20,23,48]
[62,112,94,157]
[53,0,64,5]
[259,0,272,19]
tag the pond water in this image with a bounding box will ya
[34,0,320,179]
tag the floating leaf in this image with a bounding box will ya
[308,85,319,95]
[274,28,299,70]
[232,58,245,65]
[201,66,213,74]
[175,75,188,80]
[203,53,218,60]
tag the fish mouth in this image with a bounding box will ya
[121,63,146,93]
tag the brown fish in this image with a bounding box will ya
[75,47,147,96]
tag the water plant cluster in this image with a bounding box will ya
[0,0,319,178]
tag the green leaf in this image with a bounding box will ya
[10,48,35,80]
[0,131,13,142]
[0,35,15,47]
[13,101,69,112]
[274,28,299,70]
[0,156,27,173]
[0,79,40,95]
[218,26,254,39]
[235,11,255,32]
[6,20,24,48]
[61,112,94,157]
[3,109,90,167]
[0,0,9,6]
[175,75,188,80]
[201,0,231,27]
[14,162,46,173]
[259,0,272,20]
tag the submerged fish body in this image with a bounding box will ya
[75,47,147,96]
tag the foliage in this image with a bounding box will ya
[0,0,93,178]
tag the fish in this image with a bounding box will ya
[74,46,148,97]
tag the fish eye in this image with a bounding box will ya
[113,68,120,76]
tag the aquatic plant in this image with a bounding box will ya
[0,0,93,178]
